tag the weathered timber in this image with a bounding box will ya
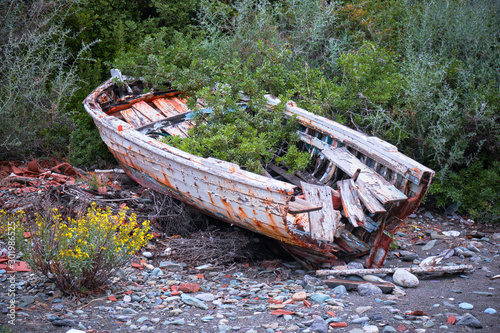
[288,197,323,215]
[356,184,386,214]
[267,164,303,188]
[301,182,340,242]
[338,179,365,227]
[121,108,149,128]
[132,101,164,122]
[316,264,474,276]
[135,111,192,134]
[322,146,407,204]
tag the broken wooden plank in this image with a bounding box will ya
[316,264,475,276]
[323,278,395,293]
[321,146,407,204]
[132,101,164,121]
[120,108,149,128]
[338,179,366,227]
[288,198,323,215]
[356,184,386,214]
[301,182,340,243]
[335,229,370,256]
[152,98,181,117]
[268,164,303,187]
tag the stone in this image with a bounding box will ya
[178,283,200,293]
[195,293,215,302]
[150,267,163,277]
[310,316,328,333]
[310,293,330,303]
[20,295,35,306]
[136,316,149,323]
[442,230,460,238]
[358,283,383,296]
[355,306,372,314]
[393,269,419,288]
[456,314,483,328]
[422,319,434,328]
[484,308,497,314]
[51,319,76,327]
[142,251,153,258]
[458,302,474,310]
[351,316,369,324]
[422,240,437,250]
[363,275,386,283]
[381,326,397,333]
[332,285,348,295]
[181,294,208,309]
[363,325,379,333]
[292,291,307,301]
[159,261,182,271]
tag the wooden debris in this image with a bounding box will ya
[316,264,474,276]
[301,182,340,243]
[338,179,365,227]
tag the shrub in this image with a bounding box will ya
[1,204,152,295]
[0,0,93,160]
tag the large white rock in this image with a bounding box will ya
[393,268,419,288]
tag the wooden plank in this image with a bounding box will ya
[321,146,407,204]
[132,101,164,121]
[268,164,303,187]
[288,198,323,215]
[301,182,340,243]
[285,103,434,185]
[120,108,149,128]
[152,98,181,117]
[356,184,386,214]
[337,179,366,227]
[335,229,370,255]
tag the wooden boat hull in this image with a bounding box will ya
[83,77,434,268]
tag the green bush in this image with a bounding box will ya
[0,0,89,160]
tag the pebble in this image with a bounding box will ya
[484,308,497,314]
[181,294,208,309]
[358,283,383,296]
[422,240,437,250]
[456,314,483,328]
[363,325,379,333]
[458,302,474,310]
[332,285,348,295]
[310,316,328,333]
[310,293,330,303]
[393,269,419,288]
[355,306,372,314]
[292,291,307,301]
[195,293,216,302]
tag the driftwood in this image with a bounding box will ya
[316,264,474,276]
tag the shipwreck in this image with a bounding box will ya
[83,72,434,268]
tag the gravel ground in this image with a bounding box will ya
[1,211,500,333]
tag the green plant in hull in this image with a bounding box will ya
[162,87,310,175]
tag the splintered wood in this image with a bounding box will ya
[321,146,407,204]
[338,179,365,227]
[301,182,341,243]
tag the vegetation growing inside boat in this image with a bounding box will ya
[160,86,310,174]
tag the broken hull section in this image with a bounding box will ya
[83,78,435,268]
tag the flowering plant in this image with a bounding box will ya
[2,203,152,294]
